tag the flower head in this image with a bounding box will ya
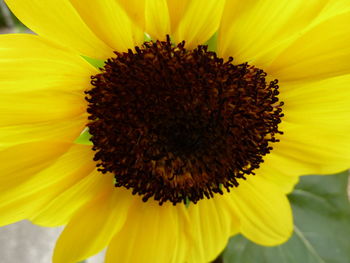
[1,0,350,262]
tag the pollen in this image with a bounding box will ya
[85,36,284,205]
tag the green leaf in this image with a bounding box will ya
[223,171,350,263]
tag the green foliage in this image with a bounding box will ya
[223,171,350,263]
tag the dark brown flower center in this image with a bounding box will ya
[85,36,283,205]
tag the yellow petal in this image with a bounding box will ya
[5,0,113,59]
[117,0,145,29]
[0,142,73,226]
[270,122,350,176]
[0,116,85,150]
[173,0,225,48]
[31,169,112,227]
[186,196,238,263]
[167,0,190,33]
[0,35,89,124]
[0,34,97,93]
[145,0,171,40]
[105,199,188,263]
[53,189,131,263]
[0,34,93,146]
[228,175,293,246]
[0,90,85,126]
[218,0,329,67]
[256,156,300,194]
[0,144,104,228]
[268,74,350,175]
[282,74,350,127]
[267,11,350,82]
[70,0,144,52]
[316,0,350,21]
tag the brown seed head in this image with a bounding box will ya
[85,36,284,205]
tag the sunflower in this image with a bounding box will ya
[1,0,350,262]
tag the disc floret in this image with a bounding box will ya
[85,36,284,205]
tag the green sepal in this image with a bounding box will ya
[82,55,105,69]
[74,128,93,145]
[205,32,218,52]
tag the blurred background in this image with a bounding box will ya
[0,0,25,33]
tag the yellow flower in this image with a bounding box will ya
[1,0,350,262]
